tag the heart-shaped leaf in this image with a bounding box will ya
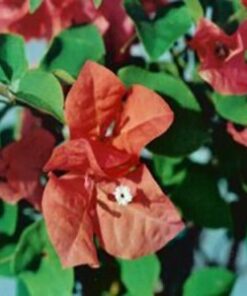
[16,70,64,122]
[0,35,28,84]
[41,25,105,78]
[124,0,192,60]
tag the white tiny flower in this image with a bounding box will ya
[113,185,133,206]
[105,121,116,138]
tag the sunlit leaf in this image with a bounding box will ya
[183,267,235,296]
[52,69,75,85]
[41,25,105,78]
[0,35,28,84]
[16,70,64,122]
[184,0,203,22]
[118,255,160,296]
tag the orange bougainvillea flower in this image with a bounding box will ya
[0,126,55,210]
[1,0,134,63]
[190,18,247,95]
[3,0,99,40]
[0,0,28,28]
[43,61,184,268]
[242,0,247,7]
[141,0,169,14]
[227,122,247,147]
[96,0,134,63]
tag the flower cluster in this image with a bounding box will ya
[0,0,134,62]
[43,61,184,267]
[190,17,247,148]
[0,110,55,209]
[190,18,247,95]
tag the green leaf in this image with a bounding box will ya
[212,93,247,125]
[124,0,192,60]
[0,245,16,276]
[0,201,18,236]
[183,267,235,296]
[118,66,209,156]
[29,0,43,13]
[0,34,28,84]
[184,0,203,23]
[213,125,243,179]
[41,25,105,78]
[0,245,29,295]
[52,69,75,85]
[16,69,64,122]
[119,255,160,296]
[213,0,236,27]
[153,155,187,186]
[12,220,48,274]
[93,0,103,8]
[13,220,74,296]
[172,164,233,229]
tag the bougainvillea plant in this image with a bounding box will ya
[0,0,247,295]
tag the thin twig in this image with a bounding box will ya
[120,33,137,54]
[0,83,16,103]
[227,239,241,272]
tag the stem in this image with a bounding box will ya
[120,33,137,54]
[0,83,16,103]
[171,49,184,79]
[0,254,14,266]
[227,239,241,272]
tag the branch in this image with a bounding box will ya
[0,83,16,103]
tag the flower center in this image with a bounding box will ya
[113,185,133,206]
[214,41,230,60]
[105,121,116,138]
